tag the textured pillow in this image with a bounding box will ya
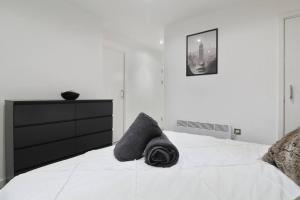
[114,112,163,161]
[263,128,300,186]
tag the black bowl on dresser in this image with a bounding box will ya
[61,91,80,100]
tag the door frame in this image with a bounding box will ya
[279,11,300,139]
[103,45,126,141]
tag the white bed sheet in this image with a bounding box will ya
[1,131,300,200]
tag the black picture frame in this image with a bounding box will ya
[186,28,218,76]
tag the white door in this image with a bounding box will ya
[125,51,164,129]
[284,16,300,134]
[103,47,125,142]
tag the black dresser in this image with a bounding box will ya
[5,100,113,181]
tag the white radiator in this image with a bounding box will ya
[176,120,233,139]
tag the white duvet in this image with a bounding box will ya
[1,131,300,200]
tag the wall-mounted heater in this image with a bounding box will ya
[176,120,233,139]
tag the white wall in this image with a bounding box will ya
[103,34,164,130]
[0,0,104,184]
[164,0,300,145]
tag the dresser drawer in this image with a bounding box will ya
[14,122,76,149]
[76,131,112,153]
[14,104,75,126]
[76,101,112,118]
[76,117,112,136]
[14,138,78,172]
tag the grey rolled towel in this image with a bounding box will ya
[114,113,163,161]
[144,133,179,167]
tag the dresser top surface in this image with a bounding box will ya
[5,99,113,105]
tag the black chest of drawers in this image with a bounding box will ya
[5,100,113,181]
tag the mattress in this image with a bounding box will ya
[1,131,300,200]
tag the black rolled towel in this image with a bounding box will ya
[114,113,163,161]
[144,133,179,167]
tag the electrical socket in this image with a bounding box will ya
[234,128,241,135]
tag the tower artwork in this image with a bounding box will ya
[187,29,218,76]
[198,41,204,66]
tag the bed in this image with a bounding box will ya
[1,131,300,200]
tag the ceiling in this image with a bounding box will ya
[68,0,253,50]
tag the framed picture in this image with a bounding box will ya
[186,28,218,76]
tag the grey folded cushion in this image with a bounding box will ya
[144,133,179,167]
[114,113,163,161]
[262,127,300,186]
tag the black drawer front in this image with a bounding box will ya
[14,104,75,126]
[76,102,112,118]
[77,131,112,153]
[14,132,112,171]
[14,138,78,171]
[76,117,112,136]
[14,122,76,149]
